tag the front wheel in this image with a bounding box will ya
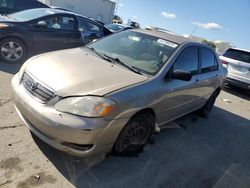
[113,113,155,155]
[0,38,27,64]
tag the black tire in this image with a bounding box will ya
[0,37,27,64]
[198,92,217,118]
[113,113,155,156]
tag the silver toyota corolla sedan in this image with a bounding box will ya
[12,29,227,157]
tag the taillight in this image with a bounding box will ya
[221,60,228,65]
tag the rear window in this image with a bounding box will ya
[200,48,218,73]
[223,49,250,63]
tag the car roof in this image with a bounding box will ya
[132,29,193,45]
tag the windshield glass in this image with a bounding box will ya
[8,9,55,22]
[105,24,125,31]
[223,49,250,63]
[88,31,178,75]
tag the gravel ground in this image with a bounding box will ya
[0,62,250,188]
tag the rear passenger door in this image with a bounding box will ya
[78,17,104,44]
[198,47,219,103]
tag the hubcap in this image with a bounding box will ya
[119,120,151,152]
[1,41,23,62]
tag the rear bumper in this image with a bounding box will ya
[226,77,250,90]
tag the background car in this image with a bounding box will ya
[0,8,112,63]
[112,15,123,24]
[12,30,227,157]
[220,48,250,90]
[0,0,49,15]
[129,21,140,28]
[105,23,133,33]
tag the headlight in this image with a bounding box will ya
[0,23,9,28]
[55,96,116,117]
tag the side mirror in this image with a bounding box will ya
[170,70,192,81]
[36,21,47,28]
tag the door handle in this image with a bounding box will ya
[195,79,200,82]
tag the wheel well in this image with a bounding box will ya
[131,108,156,121]
[0,36,27,49]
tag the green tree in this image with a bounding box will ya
[202,40,216,49]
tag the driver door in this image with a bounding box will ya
[28,15,81,54]
[157,46,203,124]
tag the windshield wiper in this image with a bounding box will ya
[87,47,143,75]
[87,47,112,63]
[101,54,143,75]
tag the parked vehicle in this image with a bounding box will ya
[0,8,112,63]
[105,23,133,33]
[130,21,140,28]
[12,29,227,157]
[220,48,250,90]
[112,15,122,24]
[0,0,49,15]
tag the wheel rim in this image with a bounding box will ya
[118,119,152,152]
[1,41,23,62]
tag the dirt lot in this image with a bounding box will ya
[0,62,250,188]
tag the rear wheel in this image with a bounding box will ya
[0,38,27,64]
[113,113,155,155]
[198,91,218,117]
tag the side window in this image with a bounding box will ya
[200,48,217,73]
[78,17,89,32]
[37,16,76,31]
[86,21,101,33]
[60,17,76,31]
[78,17,102,34]
[173,47,199,75]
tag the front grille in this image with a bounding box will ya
[22,72,55,103]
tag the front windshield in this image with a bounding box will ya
[88,31,178,75]
[8,9,55,22]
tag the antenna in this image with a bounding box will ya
[188,25,198,39]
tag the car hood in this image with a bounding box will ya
[25,48,149,97]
